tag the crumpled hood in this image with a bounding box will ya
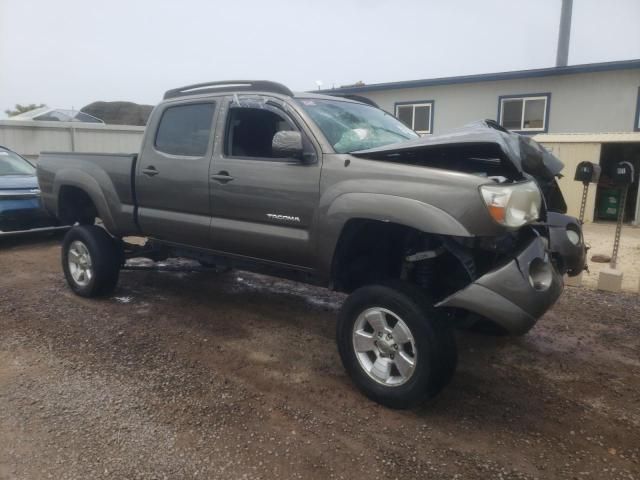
[352,120,564,181]
[0,174,39,191]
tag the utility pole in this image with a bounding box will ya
[556,0,573,67]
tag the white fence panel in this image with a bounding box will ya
[0,120,145,161]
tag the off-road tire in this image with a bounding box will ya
[337,280,457,409]
[62,225,121,297]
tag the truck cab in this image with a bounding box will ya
[135,86,325,269]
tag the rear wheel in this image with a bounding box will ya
[337,281,457,409]
[62,225,121,297]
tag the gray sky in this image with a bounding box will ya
[1,0,639,117]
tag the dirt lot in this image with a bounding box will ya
[1,237,639,480]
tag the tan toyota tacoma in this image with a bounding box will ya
[37,80,586,408]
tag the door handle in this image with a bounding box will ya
[142,166,159,177]
[211,171,234,183]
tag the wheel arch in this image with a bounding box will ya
[318,193,473,288]
[53,169,118,232]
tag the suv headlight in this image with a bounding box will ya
[480,180,541,228]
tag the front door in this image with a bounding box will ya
[135,100,218,247]
[209,96,321,268]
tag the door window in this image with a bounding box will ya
[224,107,295,159]
[154,103,216,156]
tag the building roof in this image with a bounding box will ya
[322,59,640,94]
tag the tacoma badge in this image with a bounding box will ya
[266,213,301,222]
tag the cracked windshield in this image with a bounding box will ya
[298,98,418,153]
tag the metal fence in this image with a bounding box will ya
[0,120,145,161]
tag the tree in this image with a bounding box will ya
[4,103,47,117]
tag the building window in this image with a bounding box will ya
[498,94,550,132]
[395,101,433,134]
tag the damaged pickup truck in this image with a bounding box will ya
[37,81,586,408]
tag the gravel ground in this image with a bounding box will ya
[1,236,639,480]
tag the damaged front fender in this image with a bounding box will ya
[436,235,563,335]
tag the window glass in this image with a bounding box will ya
[501,99,523,130]
[225,107,294,158]
[34,111,69,122]
[500,96,548,131]
[394,103,432,133]
[74,112,103,123]
[155,103,215,156]
[396,105,413,129]
[523,98,545,129]
[0,149,35,176]
[413,105,430,132]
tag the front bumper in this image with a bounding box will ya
[546,212,587,276]
[437,235,564,335]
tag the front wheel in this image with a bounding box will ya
[62,225,121,297]
[337,281,457,409]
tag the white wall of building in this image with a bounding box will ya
[358,69,640,135]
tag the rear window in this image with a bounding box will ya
[154,103,215,156]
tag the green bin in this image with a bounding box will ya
[597,188,621,220]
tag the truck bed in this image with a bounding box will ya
[37,151,139,236]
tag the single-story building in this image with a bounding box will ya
[323,59,640,224]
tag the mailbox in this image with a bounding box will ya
[574,161,601,184]
[612,161,635,186]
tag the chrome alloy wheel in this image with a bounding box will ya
[67,240,93,287]
[352,307,417,386]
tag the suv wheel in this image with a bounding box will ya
[337,281,457,409]
[62,226,121,297]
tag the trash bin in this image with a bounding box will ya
[597,188,621,220]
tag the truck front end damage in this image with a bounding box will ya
[437,230,567,335]
[403,213,585,335]
[353,120,586,334]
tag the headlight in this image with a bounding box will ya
[480,181,541,228]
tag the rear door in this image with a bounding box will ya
[208,95,321,268]
[135,99,218,247]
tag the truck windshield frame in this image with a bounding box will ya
[297,99,419,153]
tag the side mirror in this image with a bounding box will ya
[272,131,303,159]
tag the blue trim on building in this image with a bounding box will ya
[496,93,551,134]
[321,59,640,94]
[393,100,435,134]
[635,86,640,132]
